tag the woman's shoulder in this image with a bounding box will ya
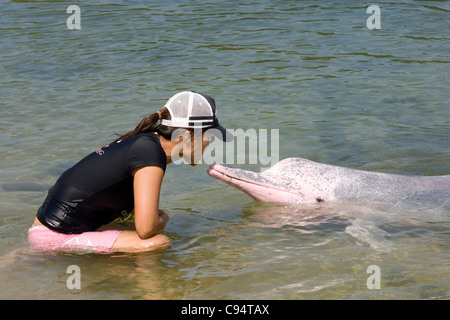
[128,133,162,148]
[115,133,162,150]
[123,134,166,171]
[117,133,159,144]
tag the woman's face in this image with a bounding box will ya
[179,129,212,166]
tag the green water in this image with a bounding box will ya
[0,0,449,299]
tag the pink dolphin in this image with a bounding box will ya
[207,158,450,205]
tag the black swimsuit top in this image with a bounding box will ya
[37,134,166,234]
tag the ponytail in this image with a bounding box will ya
[115,107,176,142]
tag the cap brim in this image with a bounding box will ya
[209,125,234,142]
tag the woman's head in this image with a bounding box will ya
[160,91,233,142]
[116,91,233,164]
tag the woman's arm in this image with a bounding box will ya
[132,166,169,239]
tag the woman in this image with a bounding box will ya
[28,91,233,253]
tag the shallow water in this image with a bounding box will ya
[0,0,449,299]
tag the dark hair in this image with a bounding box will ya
[115,107,207,142]
[115,107,176,142]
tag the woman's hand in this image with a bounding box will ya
[158,209,170,228]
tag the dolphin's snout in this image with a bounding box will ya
[207,163,305,203]
[207,164,229,182]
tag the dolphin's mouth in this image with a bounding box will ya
[207,164,305,203]
[207,164,263,189]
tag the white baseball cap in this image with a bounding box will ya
[161,91,233,142]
